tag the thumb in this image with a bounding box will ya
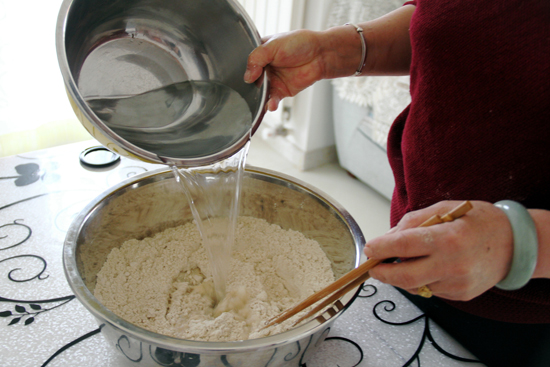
[244,43,274,84]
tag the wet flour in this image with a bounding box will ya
[94,216,335,341]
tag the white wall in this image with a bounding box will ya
[258,0,338,170]
[293,0,335,152]
[0,0,76,135]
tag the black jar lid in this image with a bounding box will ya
[79,146,120,168]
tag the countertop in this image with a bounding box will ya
[0,139,484,366]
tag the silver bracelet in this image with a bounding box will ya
[344,23,367,76]
[494,200,538,290]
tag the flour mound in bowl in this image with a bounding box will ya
[94,216,335,341]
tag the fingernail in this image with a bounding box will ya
[244,69,252,83]
[268,97,280,111]
[363,243,373,257]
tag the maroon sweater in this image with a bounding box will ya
[388,0,550,323]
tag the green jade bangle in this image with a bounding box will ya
[494,200,538,291]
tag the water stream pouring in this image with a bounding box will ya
[57,0,269,302]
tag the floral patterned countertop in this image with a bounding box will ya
[0,141,484,367]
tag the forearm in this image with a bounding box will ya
[319,4,415,79]
[529,209,550,279]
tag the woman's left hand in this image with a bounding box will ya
[364,200,515,301]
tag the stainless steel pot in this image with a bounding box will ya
[56,0,268,167]
[64,167,365,366]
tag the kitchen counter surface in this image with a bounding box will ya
[0,139,484,367]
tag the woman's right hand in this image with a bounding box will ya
[244,30,329,111]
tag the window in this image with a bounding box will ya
[237,0,298,36]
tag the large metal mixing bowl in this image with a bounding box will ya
[56,0,268,167]
[64,167,365,366]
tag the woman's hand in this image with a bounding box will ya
[244,6,416,112]
[244,30,330,112]
[364,201,515,301]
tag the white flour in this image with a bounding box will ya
[94,216,335,341]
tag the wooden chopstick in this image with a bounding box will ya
[262,200,473,329]
[290,265,373,327]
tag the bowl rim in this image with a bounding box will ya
[63,165,365,354]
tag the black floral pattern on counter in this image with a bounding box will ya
[0,295,75,326]
[0,163,41,186]
[362,283,482,366]
[1,198,50,283]
[41,326,102,367]
[0,304,37,325]
[0,162,62,187]
[0,155,157,366]
[0,193,49,211]
[303,336,364,367]
[0,254,49,282]
[358,283,377,298]
[1,193,75,328]
[0,219,31,251]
